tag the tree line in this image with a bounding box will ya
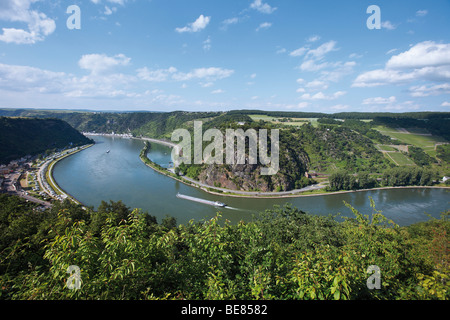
[327,167,439,192]
[0,194,448,300]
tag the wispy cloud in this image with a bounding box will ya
[79,54,131,75]
[250,0,277,14]
[256,22,272,31]
[301,91,346,101]
[362,96,397,105]
[416,10,428,17]
[381,21,397,30]
[176,15,211,33]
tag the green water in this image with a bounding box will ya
[52,135,449,226]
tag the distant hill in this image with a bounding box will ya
[0,117,93,165]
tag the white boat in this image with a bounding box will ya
[214,201,226,207]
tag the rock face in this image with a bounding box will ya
[198,144,310,192]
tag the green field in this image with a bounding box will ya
[249,115,319,127]
[377,145,397,152]
[374,125,446,156]
[386,152,415,166]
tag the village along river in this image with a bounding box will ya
[52,135,449,226]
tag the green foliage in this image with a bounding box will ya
[408,146,436,166]
[0,117,93,164]
[1,194,448,300]
[436,144,450,163]
[295,124,391,174]
[382,166,437,187]
[327,170,357,191]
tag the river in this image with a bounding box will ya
[52,135,449,226]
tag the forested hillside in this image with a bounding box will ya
[0,117,93,164]
[0,194,448,300]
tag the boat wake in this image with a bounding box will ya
[177,193,244,210]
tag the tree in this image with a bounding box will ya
[357,171,376,189]
[328,170,357,191]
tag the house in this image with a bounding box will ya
[305,171,319,178]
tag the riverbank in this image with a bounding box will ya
[40,144,94,205]
[136,136,450,199]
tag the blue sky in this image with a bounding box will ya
[0,0,449,113]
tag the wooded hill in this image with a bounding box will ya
[0,117,93,165]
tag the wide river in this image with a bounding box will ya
[53,135,449,226]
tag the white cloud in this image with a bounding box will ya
[319,61,356,82]
[0,58,238,109]
[176,15,211,33]
[307,35,321,43]
[203,37,212,51]
[201,82,214,88]
[306,41,338,59]
[256,22,272,31]
[211,89,224,94]
[353,69,416,87]
[353,41,450,89]
[362,96,397,105]
[409,83,450,97]
[0,0,56,44]
[381,21,397,30]
[289,47,308,57]
[250,0,277,14]
[91,0,128,5]
[301,91,346,101]
[104,6,117,15]
[386,48,398,55]
[299,59,328,72]
[416,10,428,17]
[137,66,177,82]
[221,17,239,30]
[0,62,67,93]
[386,41,450,69]
[79,54,131,75]
[349,53,363,59]
[441,101,450,107]
[305,80,329,91]
[0,60,136,99]
[172,67,234,82]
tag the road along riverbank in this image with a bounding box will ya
[40,144,94,205]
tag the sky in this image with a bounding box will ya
[0,0,449,113]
